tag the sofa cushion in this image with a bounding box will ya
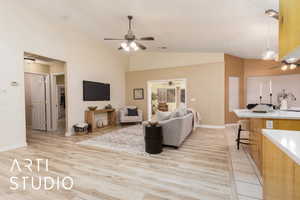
[127,108,138,116]
[157,111,171,121]
[170,107,187,118]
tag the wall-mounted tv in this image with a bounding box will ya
[83,80,110,101]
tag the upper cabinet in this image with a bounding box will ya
[279,0,300,60]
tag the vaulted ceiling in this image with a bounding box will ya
[21,0,278,58]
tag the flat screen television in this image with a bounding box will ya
[83,80,110,101]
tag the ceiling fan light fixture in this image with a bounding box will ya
[130,41,139,51]
[124,46,130,52]
[281,64,288,71]
[290,64,297,70]
[121,42,128,49]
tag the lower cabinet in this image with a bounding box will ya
[295,166,300,199]
[249,119,264,174]
[263,136,300,200]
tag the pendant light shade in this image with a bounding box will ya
[262,50,276,60]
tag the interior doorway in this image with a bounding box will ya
[24,52,67,136]
[147,79,187,121]
[51,73,66,133]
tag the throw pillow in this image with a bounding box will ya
[157,111,171,121]
[170,110,180,118]
[127,108,138,116]
[178,107,187,116]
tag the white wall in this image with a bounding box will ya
[247,74,300,107]
[0,1,128,151]
[129,52,224,71]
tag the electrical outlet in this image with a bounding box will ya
[266,120,273,129]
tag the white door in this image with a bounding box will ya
[30,74,47,130]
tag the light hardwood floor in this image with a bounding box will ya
[0,127,237,200]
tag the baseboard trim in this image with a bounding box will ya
[0,142,27,152]
[196,125,225,129]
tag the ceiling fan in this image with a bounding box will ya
[270,60,300,71]
[104,16,154,51]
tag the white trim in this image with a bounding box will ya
[196,124,226,129]
[0,143,27,152]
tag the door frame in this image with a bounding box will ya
[50,72,65,132]
[24,72,51,131]
[147,78,187,121]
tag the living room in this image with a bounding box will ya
[1,0,300,200]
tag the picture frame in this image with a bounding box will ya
[133,88,144,100]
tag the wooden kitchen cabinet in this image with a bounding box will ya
[279,0,300,59]
[295,165,300,199]
[263,136,299,200]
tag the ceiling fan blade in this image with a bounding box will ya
[24,57,36,61]
[136,42,147,50]
[139,37,154,41]
[104,38,124,40]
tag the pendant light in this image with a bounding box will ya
[262,8,278,60]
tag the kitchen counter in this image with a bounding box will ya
[233,109,300,174]
[234,109,300,120]
[262,129,300,165]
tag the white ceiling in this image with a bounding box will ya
[21,0,278,58]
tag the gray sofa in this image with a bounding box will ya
[144,112,194,148]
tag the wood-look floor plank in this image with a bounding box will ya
[0,127,236,200]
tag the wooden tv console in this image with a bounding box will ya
[85,109,116,133]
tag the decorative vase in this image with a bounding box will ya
[280,99,288,110]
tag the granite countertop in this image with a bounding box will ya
[262,129,300,165]
[233,109,300,120]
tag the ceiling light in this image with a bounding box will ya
[290,64,297,70]
[262,50,276,60]
[281,64,288,71]
[130,42,139,51]
[130,41,137,48]
[265,9,279,20]
[121,42,128,49]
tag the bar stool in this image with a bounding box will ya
[236,120,250,150]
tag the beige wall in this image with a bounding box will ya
[129,52,225,71]
[49,62,65,73]
[126,63,225,125]
[24,63,50,74]
[56,75,65,85]
[224,54,245,123]
[0,1,128,151]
